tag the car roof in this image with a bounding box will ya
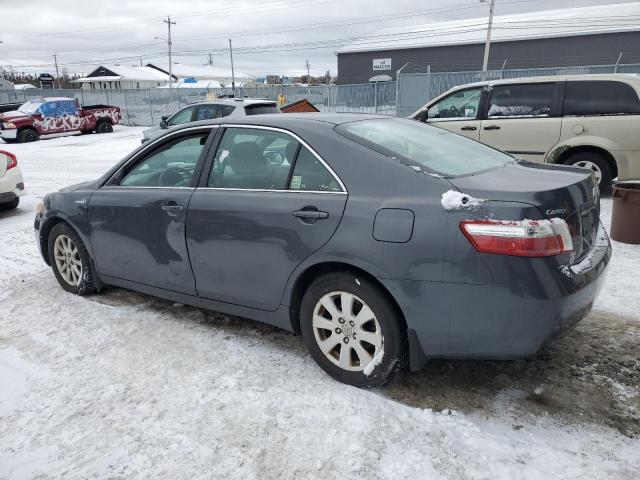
[166,112,392,132]
[189,98,277,106]
[445,73,640,90]
[25,97,74,102]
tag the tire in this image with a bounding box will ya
[17,128,39,143]
[300,271,406,387]
[0,197,19,210]
[565,151,613,188]
[47,222,96,295]
[95,121,113,134]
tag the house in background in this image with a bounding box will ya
[72,65,173,90]
[146,62,254,87]
[159,77,223,89]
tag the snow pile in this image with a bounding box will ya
[441,190,485,211]
[363,346,384,376]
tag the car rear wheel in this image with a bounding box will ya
[48,223,96,295]
[300,271,406,387]
[565,151,613,188]
[95,121,113,134]
[18,129,39,143]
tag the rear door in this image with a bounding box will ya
[480,82,562,162]
[423,87,483,140]
[89,127,216,294]
[187,125,347,311]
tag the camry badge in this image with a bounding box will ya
[546,208,567,215]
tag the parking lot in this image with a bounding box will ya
[0,127,638,479]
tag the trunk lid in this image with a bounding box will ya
[447,161,599,261]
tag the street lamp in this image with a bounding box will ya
[480,0,496,73]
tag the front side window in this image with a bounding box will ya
[208,127,298,190]
[168,107,195,126]
[120,132,209,187]
[487,83,555,118]
[564,81,640,116]
[427,88,482,120]
[336,118,510,177]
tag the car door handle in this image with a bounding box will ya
[460,126,477,131]
[483,125,501,131]
[161,204,184,216]
[292,210,329,219]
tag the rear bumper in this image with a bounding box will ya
[382,222,611,368]
[0,168,25,200]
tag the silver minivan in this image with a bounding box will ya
[411,74,640,186]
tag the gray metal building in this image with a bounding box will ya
[336,2,640,84]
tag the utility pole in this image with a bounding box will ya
[305,59,310,83]
[229,39,236,96]
[0,40,4,79]
[164,16,176,95]
[208,53,214,66]
[53,53,60,89]
[481,0,496,73]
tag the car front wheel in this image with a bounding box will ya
[48,222,96,295]
[300,271,406,387]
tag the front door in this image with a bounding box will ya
[187,126,348,311]
[88,128,214,294]
[479,82,562,162]
[424,87,483,141]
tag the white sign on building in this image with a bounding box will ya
[373,58,392,71]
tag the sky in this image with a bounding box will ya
[0,0,638,79]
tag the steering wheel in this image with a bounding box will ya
[158,166,192,187]
[447,106,461,118]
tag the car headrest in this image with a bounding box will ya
[227,142,266,175]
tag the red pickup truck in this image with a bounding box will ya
[0,97,121,143]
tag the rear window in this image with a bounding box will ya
[336,118,510,177]
[564,80,640,116]
[244,103,280,115]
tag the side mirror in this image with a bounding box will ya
[160,117,168,129]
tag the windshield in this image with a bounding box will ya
[335,118,511,177]
[18,101,43,115]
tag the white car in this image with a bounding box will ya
[142,98,280,143]
[411,74,640,186]
[0,150,25,210]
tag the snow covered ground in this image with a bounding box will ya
[0,128,639,479]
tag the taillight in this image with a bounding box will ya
[460,218,573,257]
[1,150,17,170]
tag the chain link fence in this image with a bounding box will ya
[2,62,639,125]
[0,82,397,127]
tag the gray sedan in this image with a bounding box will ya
[34,114,611,387]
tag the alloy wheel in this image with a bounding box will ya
[53,234,83,286]
[573,160,602,185]
[312,291,383,372]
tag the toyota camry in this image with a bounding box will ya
[34,114,611,387]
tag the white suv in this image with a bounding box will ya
[142,98,280,143]
[0,150,25,210]
[411,74,640,186]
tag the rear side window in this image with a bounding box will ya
[564,81,640,116]
[244,103,280,115]
[289,147,342,192]
[488,83,555,118]
[336,118,510,177]
[195,105,219,120]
